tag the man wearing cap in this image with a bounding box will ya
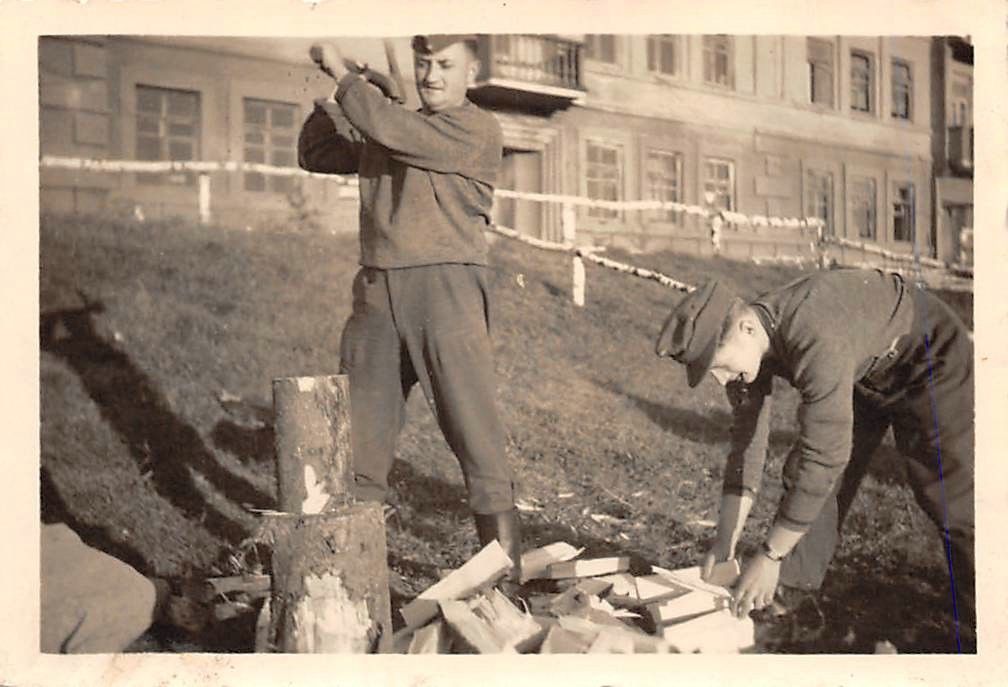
[297,35,522,580]
[655,268,974,648]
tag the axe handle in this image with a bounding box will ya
[383,40,409,105]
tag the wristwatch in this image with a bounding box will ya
[761,541,786,562]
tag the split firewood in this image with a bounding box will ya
[201,574,271,602]
[407,620,450,654]
[659,609,755,653]
[555,614,672,654]
[546,556,630,579]
[520,542,584,583]
[647,589,730,629]
[400,540,512,628]
[650,561,739,598]
[539,625,592,654]
[468,589,543,652]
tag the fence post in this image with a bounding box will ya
[562,202,585,307]
[198,173,211,225]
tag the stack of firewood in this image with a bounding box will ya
[389,541,755,654]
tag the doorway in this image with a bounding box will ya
[494,148,544,239]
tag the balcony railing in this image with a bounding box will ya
[947,125,974,173]
[471,35,585,109]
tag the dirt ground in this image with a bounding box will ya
[39,214,973,653]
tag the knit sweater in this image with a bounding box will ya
[297,73,503,268]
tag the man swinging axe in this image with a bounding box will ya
[298,36,523,583]
[656,268,975,650]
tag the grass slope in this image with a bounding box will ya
[39,214,971,653]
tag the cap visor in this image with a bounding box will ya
[686,334,719,388]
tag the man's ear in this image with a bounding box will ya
[466,59,480,88]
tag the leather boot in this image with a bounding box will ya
[473,508,523,585]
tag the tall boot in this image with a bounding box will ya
[473,508,523,585]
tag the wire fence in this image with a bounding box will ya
[40,155,971,304]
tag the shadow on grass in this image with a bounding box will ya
[40,296,274,545]
[595,378,798,449]
[40,465,149,575]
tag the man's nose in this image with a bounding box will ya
[425,63,442,82]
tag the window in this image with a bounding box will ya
[950,99,968,127]
[703,157,735,212]
[585,140,624,220]
[647,35,681,76]
[850,51,873,113]
[850,176,877,239]
[645,149,683,223]
[807,38,834,107]
[585,35,617,64]
[805,169,834,235]
[243,98,299,194]
[892,182,915,243]
[135,85,201,185]
[891,59,912,120]
[703,36,734,88]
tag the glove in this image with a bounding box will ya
[354,65,405,104]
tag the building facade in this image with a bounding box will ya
[930,36,974,265]
[39,35,960,263]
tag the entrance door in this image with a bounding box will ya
[494,148,544,239]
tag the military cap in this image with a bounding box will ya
[411,34,479,54]
[655,280,736,388]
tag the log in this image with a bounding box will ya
[272,375,353,514]
[400,540,512,628]
[254,597,272,652]
[266,507,392,653]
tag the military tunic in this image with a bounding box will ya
[723,269,974,623]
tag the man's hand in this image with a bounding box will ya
[730,552,780,618]
[700,534,735,582]
[310,43,349,81]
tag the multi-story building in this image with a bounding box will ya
[930,36,973,265]
[39,35,952,264]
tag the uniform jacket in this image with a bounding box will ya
[297,73,503,269]
[722,269,927,531]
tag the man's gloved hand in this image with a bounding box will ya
[356,66,405,104]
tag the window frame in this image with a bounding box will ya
[849,49,874,114]
[890,57,913,121]
[803,168,835,236]
[647,35,683,78]
[891,181,915,244]
[134,84,202,186]
[643,147,685,225]
[849,175,878,240]
[806,37,835,108]
[242,97,300,195]
[702,35,735,89]
[584,34,620,67]
[702,156,736,213]
[584,137,626,221]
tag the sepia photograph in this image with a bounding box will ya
[4,1,1007,685]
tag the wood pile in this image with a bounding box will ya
[390,541,755,654]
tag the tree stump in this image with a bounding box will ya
[266,507,392,653]
[260,374,392,653]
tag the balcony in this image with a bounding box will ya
[947,125,973,175]
[469,35,586,112]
